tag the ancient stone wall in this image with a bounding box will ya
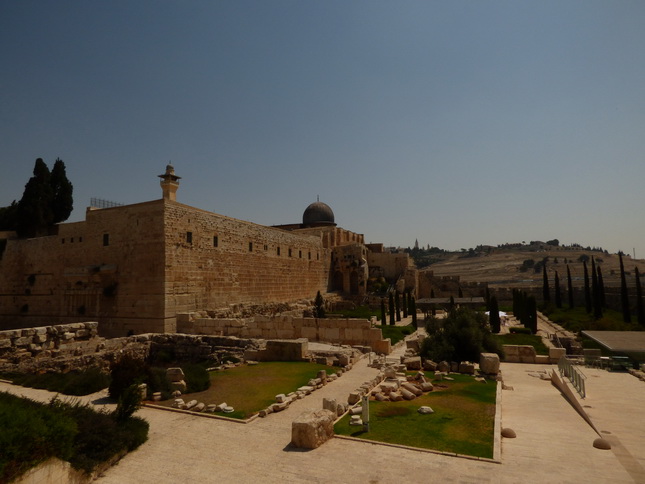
[177,314,391,354]
[367,251,413,281]
[0,200,167,335]
[163,201,329,319]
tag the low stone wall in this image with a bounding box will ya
[177,314,391,354]
[503,345,563,364]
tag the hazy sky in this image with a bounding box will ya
[2,1,644,257]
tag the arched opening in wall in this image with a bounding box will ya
[332,271,343,291]
[350,271,359,295]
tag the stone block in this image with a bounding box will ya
[518,345,537,363]
[166,367,185,382]
[403,356,422,371]
[438,361,450,372]
[549,347,566,363]
[322,397,338,414]
[480,353,500,375]
[459,362,475,375]
[401,382,422,396]
[170,380,187,393]
[13,337,31,346]
[535,355,550,364]
[291,409,336,449]
[406,338,420,353]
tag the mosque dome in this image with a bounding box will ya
[303,200,335,226]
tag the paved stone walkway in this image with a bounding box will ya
[3,335,645,483]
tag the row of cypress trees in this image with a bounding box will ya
[541,255,645,326]
[382,290,417,327]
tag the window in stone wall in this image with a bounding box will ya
[299,250,302,258]
[103,234,109,246]
[277,246,281,256]
[71,237,74,243]
[308,251,311,260]
[317,252,319,260]
[213,235,218,247]
[249,242,253,252]
[264,244,268,251]
[187,231,193,244]
[61,238,65,244]
[79,236,83,242]
[288,248,292,257]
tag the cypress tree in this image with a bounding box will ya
[410,296,418,328]
[485,286,491,310]
[527,295,538,334]
[395,290,401,322]
[388,292,395,325]
[380,298,386,325]
[554,271,562,308]
[567,264,574,308]
[430,288,436,316]
[402,292,408,318]
[591,257,602,319]
[314,291,325,318]
[597,266,606,308]
[489,296,501,333]
[635,267,645,327]
[16,159,54,237]
[619,252,631,323]
[542,263,550,303]
[458,287,464,298]
[583,261,592,314]
[50,158,73,224]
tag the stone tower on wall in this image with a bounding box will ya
[159,164,181,201]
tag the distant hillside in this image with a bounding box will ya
[409,243,645,289]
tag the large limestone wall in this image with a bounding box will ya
[0,201,167,335]
[177,314,391,354]
[163,202,330,317]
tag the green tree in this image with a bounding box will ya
[50,158,73,224]
[15,159,54,237]
[567,264,574,309]
[313,291,325,318]
[583,261,592,314]
[421,307,502,363]
[554,271,562,309]
[380,297,387,324]
[410,295,417,328]
[395,290,401,322]
[542,263,550,302]
[388,292,395,325]
[619,253,631,323]
[489,296,501,333]
[597,266,606,308]
[636,267,645,327]
[591,257,602,319]
[402,291,408,318]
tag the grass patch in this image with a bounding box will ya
[0,391,148,482]
[157,361,333,419]
[543,306,641,333]
[334,374,496,458]
[328,305,380,320]
[378,324,414,345]
[492,333,549,355]
[0,367,110,396]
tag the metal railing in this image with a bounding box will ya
[558,356,586,398]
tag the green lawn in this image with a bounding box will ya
[543,306,639,333]
[378,324,415,345]
[157,361,333,419]
[334,374,497,458]
[492,333,549,355]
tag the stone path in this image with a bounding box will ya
[3,334,645,483]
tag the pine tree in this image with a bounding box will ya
[635,267,645,327]
[591,257,602,319]
[388,292,395,325]
[50,158,73,224]
[619,252,631,323]
[489,296,501,333]
[583,261,592,314]
[542,263,550,302]
[554,271,562,308]
[567,264,574,308]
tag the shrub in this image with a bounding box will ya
[183,364,211,393]
[113,384,142,423]
[109,354,149,400]
[6,367,110,396]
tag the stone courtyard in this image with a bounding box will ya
[5,331,645,484]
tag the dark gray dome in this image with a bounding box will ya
[303,201,335,226]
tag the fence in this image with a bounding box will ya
[558,356,586,398]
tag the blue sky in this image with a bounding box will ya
[2,1,644,256]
